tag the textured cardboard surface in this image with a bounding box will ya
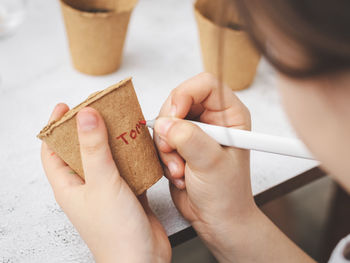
[194,0,260,91]
[60,0,137,75]
[38,78,163,195]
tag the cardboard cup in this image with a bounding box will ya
[62,0,138,12]
[194,0,260,91]
[60,0,137,75]
[38,78,163,195]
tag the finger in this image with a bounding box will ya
[154,133,185,177]
[41,141,67,173]
[199,106,251,130]
[154,133,186,186]
[42,103,72,173]
[171,73,247,122]
[158,151,185,179]
[48,103,69,123]
[170,72,220,118]
[41,103,84,193]
[42,142,84,191]
[158,72,215,118]
[162,72,250,128]
[76,107,119,185]
[159,94,176,117]
[168,72,230,117]
[157,73,215,149]
[155,117,225,172]
[162,161,186,190]
[159,92,205,119]
[154,128,181,178]
[154,132,173,153]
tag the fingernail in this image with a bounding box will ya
[155,118,174,137]
[170,105,177,117]
[54,103,65,112]
[174,178,185,189]
[168,162,178,176]
[78,111,98,131]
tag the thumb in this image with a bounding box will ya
[154,117,225,172]
[77,107,119,185]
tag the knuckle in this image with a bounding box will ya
[171,121,197,146]
[155,133,172,152]
[170,86,185,101]
[81,140,106,155]
[200,72,219,87]
[200,71,215,81]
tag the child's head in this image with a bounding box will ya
[234,0,350,190]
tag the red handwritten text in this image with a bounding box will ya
[116,121,146,145]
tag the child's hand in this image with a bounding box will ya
[154,73,315,263]
[154,73,257,259]
[41,104,171,263]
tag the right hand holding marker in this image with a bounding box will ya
[154,73,258,259]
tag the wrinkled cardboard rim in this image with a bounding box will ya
[38,77,132,139]
[60,0,135,18]
[194,1,245,35]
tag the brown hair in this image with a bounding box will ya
[231,0,350,78]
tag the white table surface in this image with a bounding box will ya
[0,0,318,261]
